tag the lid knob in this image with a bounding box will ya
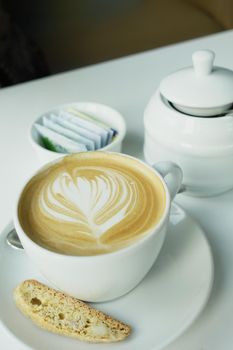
[192,50,215,77]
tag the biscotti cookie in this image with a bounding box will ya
[13,279,131,343]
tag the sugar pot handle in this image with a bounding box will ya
[153,161,183,200]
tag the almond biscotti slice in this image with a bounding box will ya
[13,279,131,343]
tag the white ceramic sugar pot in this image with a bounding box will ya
[144,49,233,196]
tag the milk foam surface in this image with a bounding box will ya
[18,153,166,255]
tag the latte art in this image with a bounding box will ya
[40,168,138,237]
[18,153,166,255]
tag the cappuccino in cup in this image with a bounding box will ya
[18,152,166,256]
[15,152,182,301]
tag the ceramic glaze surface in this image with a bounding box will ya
[14,152,183,301]
[159,50,233,111]
[30,102,126,165]
[143,49,233,197]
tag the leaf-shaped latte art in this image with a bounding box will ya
[19,154,166,256]
[39,168,136,239]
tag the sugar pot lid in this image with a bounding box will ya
[159,50,233,116]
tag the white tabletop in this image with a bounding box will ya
[1,29,233,349]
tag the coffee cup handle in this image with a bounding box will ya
[153,161,183,200]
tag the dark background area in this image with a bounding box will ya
[0,0,232,87]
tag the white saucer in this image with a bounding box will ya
[0,204,213,350]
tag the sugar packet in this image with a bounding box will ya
[35,107,117,154]
[42,116,95,151]
[70,107,116,142]
[61,110,112,147]
[47,113,101,150]
[34,124,87,153]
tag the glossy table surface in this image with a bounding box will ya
[1,29,233,349]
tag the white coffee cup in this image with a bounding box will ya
[14,153,183,302]
[29,102,126,165]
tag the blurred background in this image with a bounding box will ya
[0,0,232,87]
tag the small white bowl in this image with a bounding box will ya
[29,102,127,165]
